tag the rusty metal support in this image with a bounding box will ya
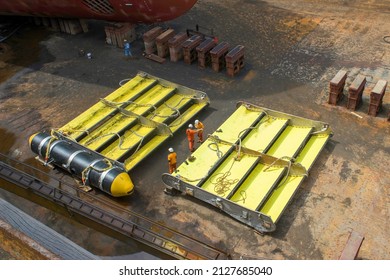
[196,38,217,69]
[143,26,163,55]
[144,53,166,64]
[368,79,387,116]
[339,230,365,260]
[329,70,347,105]
[347,74,366,110]
[225,45,245,77]
[156,28,175,58]
[182,35,203,64]
[168,32,188,62]
[105,22,136,48]
[210,42,229,72]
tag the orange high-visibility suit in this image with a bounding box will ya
[195,120,204,142]
[168,151,177,174]
[186,128,197,152]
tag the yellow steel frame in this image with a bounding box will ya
[56,71,209,172]
[167,101,332,231]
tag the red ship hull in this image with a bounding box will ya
[0,0,198,23]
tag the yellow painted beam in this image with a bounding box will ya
[242,117,288,153]
[225,117,290,210]
[79,84,174,150]
[209,105,264,143]
[230,164,286,210]
[100,125,154,161]
[259,175,302,222]
[266,126,313,159]
[174,105,263,185]
[124,135,169,170]
[174,137,232,185]
[296,134,330,170]
[149,94,193,124]
[168,103,209,134]
[201,152,258,197]
[100,90,209,170]
[60,75,156,139]
[255,126,313,222]
[260,133,331,222]
[79,114,136,151]
[201,116,289,199]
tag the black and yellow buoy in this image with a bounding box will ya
[29,132,134,197]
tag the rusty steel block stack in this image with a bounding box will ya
[210,42,230,72]
[104,25,116,45]
[196,38,217,69]
[182,35,203,65]
[143,26,163,55]
[156,28,176,58]
[368,79,387,117]
[139,25,245,78]
[115,23,136,48]
[328,70,347,105]
[347,74,366,111]
[168,32,188,62]
[225,45,245,77]
[105,22,136,48]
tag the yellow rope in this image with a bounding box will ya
[210,160,238,196]
[81,158,113,185]
[44,129,58,162]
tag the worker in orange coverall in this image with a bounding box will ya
[194,119,204,143]
[186,124,197,152]
[167,147,177,174]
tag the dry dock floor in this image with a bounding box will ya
[0,0,389,259]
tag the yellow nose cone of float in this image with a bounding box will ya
[28,133,38,148]
[110,172,134,197]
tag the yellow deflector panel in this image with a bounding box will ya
[164,102,332,233]
[55,71,210,173]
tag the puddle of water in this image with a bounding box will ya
[0,24,50,84]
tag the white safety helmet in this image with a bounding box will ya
[195,120,199,125]
[188,124,193,128]
[168,147,174,153]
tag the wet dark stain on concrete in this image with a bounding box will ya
[269,247,292,259]
[5,109,45,133]
[351,169,362,183]
[0,26,52,84]
[0,128,16,154]
[312,193,335,206]
[271,247,283,254]
[166,206,180,217]
[339,160,352,182]
[290,217,323,259]
[342,197,352,208]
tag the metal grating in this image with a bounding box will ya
[82,0,115,15]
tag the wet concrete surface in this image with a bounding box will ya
[0,0,389,259]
